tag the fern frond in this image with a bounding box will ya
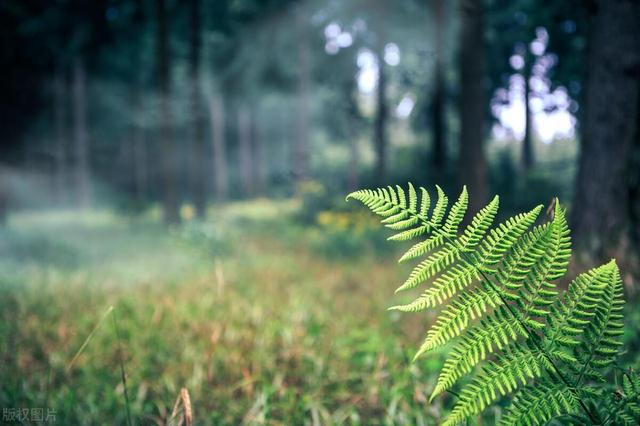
[445,343,547,426]
[347,183,629,426]
[431,307,527,399]
[570,261,624,383]
[411,284,501,355]
[500,381,580,426]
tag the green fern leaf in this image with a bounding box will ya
[347,183,630,426]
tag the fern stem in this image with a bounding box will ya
[415,213,601,424]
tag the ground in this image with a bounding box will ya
[0,201,453,425]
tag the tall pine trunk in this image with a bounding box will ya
[253,109,266,195]
[190,0,206,217]
[156,0,179,224]
[294,5,310,184]
[374,51,388,183]
[73,58,91,209]
[53,69,67,204]
[430,0,446,175]
[238,105,254,197]
[458,0,487,214]
[209,93,227,201]
[130,0,147,208]
[572,0,640,255]
[522,52,534,172]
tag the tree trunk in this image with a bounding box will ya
[53,69,67,205]
[156,0,179,224]
[0,166,7,225]
[253,109,266,195]
[294,5,310,184]
[458,0,488,214]
[130,0,147,208]
[130,78,147,207]
[73,58,91,209]
[431,0,446,176]
[190,0,206,217]
[629,93,640,248]
[209,93,227,201]
[522,52,534,172]
[374,51,388,183]
[572,0,640,255]
[238,105,254,197]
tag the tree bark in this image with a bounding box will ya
[73,58,91,209]
[0,166,7,225]
[190,0,206,217]
[253,109,266,195]
[53,69,67,205]
[238,105,254,197]
[374,51,388,183]
[522,52,534,172]
[156,0,179,224]
[458,0,488,214]
[130,0,147,208]
[430,0,446,175]
[209,93,227,201]
[294,5,310,184]
[572,0,640,255]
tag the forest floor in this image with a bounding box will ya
[0,200,454,425]
[2,199,638,425]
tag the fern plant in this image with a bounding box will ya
[347,183,638,425]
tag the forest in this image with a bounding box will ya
[1,0,639,424]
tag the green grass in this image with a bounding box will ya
[0,201,451,425]
[3,200,637,424]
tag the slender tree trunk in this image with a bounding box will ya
[0,166,7,225]
[131,79,147,206]
[253,109,266,195]
[130,0,147,207]
[572,0,640,255]
[190,0,206,217]
[238,105,254,197]
[294,5,310,184]
[374,51,388,183]
[522,52,534,172]
[431,0,446,175]
[73,58,91,209]
[209,93,227,201]
[458,0,487,214]
[53,69,67,205]
[156,0,179,224]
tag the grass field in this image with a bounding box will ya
[0,200,461,425]
[2,200,638,425]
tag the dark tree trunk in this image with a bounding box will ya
[156,0,179,224]
[130,0,147,208]
[53,69,67,204]
[629,93,640,248]
[572,0,640,255]
[253,109,266,195]
[238,105,254,197]
[294,5,310,184]
[0,166,7,225]
[458,0,488,214]
[209,93,227,201]
[190,0,206,217]
[73,58,91,209]
[430,0,446,175]
[522,52,534,172]
[374,52,388,183]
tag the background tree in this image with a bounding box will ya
[458,0,488,214]
[572,0,640,256]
